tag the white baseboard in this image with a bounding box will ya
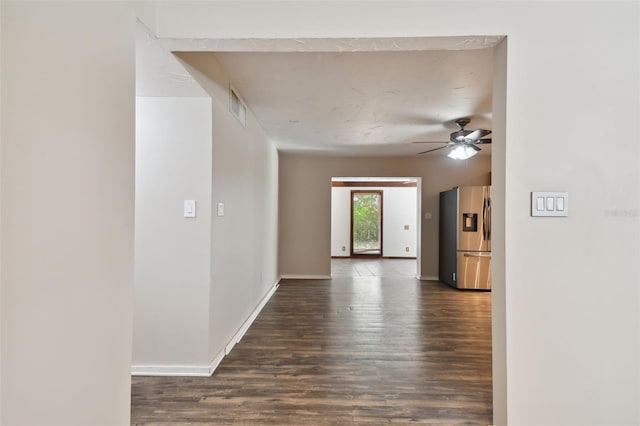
[280,274,332,280]
[131,280,279,377]
[131,349,224,377]
[420,275,439,281]
[225,281,279,355]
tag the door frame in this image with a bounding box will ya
[350,190,384,257]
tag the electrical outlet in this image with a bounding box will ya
[405,247,410,252]
[341,246,346,252]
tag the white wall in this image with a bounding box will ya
[499,5,638,422]
[134,97,213,369]
[133,44,279,373]
[174,53,280,364]
[331,187,351,256]
[490,38,508,426]
[331,186,417,257]
[1,3,135,425]
[0,1,3,419]
[382,187,418,257]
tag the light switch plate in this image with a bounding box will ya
[531,192,568,217]
[217,202,225,217]
[184,200,196,218]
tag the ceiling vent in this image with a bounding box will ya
[229,85,246,127]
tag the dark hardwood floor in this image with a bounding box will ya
[131,260,492,425]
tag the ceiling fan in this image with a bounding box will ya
[413,118,492,160]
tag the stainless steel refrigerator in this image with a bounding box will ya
[439,186,492,290]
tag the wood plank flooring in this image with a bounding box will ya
[131,260,492,425]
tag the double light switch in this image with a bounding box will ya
[531,192,568,217]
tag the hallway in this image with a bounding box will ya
[131,265,492,425]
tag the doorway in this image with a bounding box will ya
[351,190,383,256]
[331,177,420,279]
[134,28,504,424]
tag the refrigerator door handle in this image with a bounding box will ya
[482,197,488,240]
[486,198,491,241]
[463,253,492,258]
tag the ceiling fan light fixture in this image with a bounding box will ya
[447,144,479,160]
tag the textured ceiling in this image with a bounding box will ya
[140,27,498,157]
[212,48,495,156]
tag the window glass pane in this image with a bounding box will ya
[352,192,381,255]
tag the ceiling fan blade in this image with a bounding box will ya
[418,145,451,155]
[411,141,449,144]
[475,138,492,145]
[465,129,491,140]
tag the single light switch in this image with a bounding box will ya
[184,200,196,218]
[531,192,569,217]
[217,202,225,217]
[546,197,555,211]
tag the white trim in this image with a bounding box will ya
[131,281,279,377]
[280,274,332,280]
[131,349,224,377]
[208,349,226,374]
[420,275,439,281]
[225,282,279,355]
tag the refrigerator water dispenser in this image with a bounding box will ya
[462,213,478,232]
